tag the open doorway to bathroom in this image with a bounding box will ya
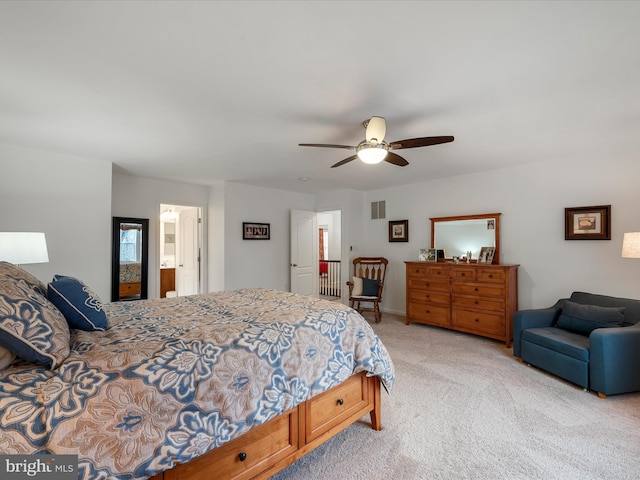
[160,204,203,298]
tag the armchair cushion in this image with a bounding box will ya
[556,301,625,335]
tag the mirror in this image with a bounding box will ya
[111,217,149,302]
[430,213,501,263]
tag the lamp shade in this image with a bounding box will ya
[0,232,49,264]
[621,232,640,259]
[357,146,388,164]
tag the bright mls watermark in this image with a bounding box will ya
[0,455,77,480]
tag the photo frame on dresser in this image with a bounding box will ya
[478,246,495,264]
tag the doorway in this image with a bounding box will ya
[159,204,203,298]
[290,209,342,301]
[318,210,341,300]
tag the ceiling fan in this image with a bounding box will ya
[299,116,454,168]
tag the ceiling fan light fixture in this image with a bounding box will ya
[357,144,388,164]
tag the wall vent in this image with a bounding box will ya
[371,200,386,220]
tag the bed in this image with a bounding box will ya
[0,261,395,480]
[119,262,142,298]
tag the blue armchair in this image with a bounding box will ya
[513,291,640,397]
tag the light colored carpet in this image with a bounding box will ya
[272,313,640,480]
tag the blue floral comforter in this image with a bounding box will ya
[0,288,395,479]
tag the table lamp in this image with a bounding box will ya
[0,232,49,264]
[621,232,640,259]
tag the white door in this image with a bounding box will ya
[290,209,318,297]
[176,207,199,296]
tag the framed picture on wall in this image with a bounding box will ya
[565,205,611,240]
[389,220,409,242]
[243,222,270,240]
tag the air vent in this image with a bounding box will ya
[371,200,386,220]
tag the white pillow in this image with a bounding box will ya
[351,276,363,296]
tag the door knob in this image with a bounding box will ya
[291,263,298,267]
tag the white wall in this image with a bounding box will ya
[0,143,112,299]
[211,181,315,292]
[112,173,209,298]
[362,153,640,314]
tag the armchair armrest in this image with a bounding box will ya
[589,324,640,396]
[513,306,562,357]
[346,280,353,297]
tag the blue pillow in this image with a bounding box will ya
[362,277,380,296]
[556,300,625,335]
[47,276,107,331]
[0,276,70,369]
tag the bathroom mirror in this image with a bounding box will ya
[430,213,501,263]
[111,217,149,302]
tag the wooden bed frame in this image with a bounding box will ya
[149,371,381,480]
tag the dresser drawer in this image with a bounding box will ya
[177,408,298,480]
[407,264,428,277]
[409,290,450,305]
[407,302,450,326]
[476,268,506,283]
[452,294,504,312]
[426,265,448,279]
[452,308,505,336]
[451,282,505,298]
[449,267,476,281]
[407,277,450,293]
[306,372,368,442]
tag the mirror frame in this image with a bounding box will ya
[111,217,149,302]
[430,212,501,263]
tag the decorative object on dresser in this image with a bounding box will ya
[388,220,409,242]
[565,205,611,240]
[478,246,496,264]
[347,257,388,323]
[405,261,519,347]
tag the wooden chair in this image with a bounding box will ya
[347,257,388,323]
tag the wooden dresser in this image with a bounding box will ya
[405,261,519,347]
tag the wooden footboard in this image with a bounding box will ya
[149,372,382,480]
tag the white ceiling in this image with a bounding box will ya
[1,1,639,194]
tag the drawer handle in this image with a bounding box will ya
[474,287,479,292]
[488,274,494,278]
[474,300,479,305]
[425,294,430,299]
[337,398,344,406]
[436,271,441,275]
[426,310,431,314]
[461,273,466,276]
[238,452,247,462]
[475,318,480,323]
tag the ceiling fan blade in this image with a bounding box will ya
[299,143,355,150]
[331,155,358,168]
[389,136,454,150]
[384,151,409,167]
[365,116,386,143]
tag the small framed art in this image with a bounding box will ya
[426,248,438,262]
[243,222,270,240]
[478,247,495,264]
[565,205,611,240]
[389,220,409,242]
